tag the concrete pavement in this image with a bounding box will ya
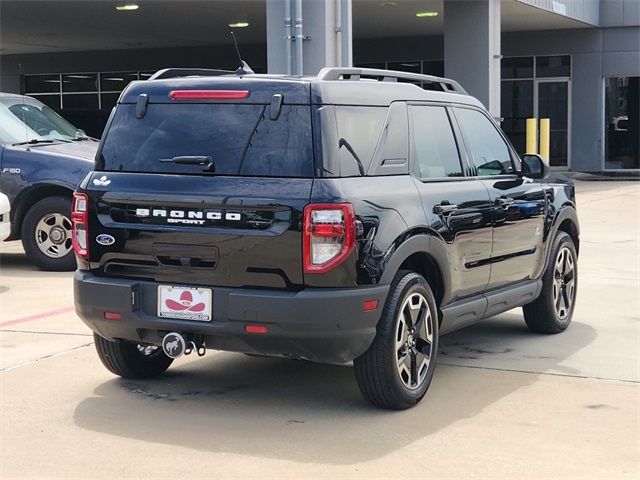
[1,180,638,479]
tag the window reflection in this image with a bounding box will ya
[605,77,639,170]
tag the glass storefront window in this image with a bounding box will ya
[62,73,98,92]
[422,60,444,77]
[100,72,139,92]
[387,61,421,74]
[62,94,99,110]
[24,74,61,94]
[30,94,61,109]
[501,57,533,79]
[501,80,534,156]
[536,55,570,78]
[605,77,639,170]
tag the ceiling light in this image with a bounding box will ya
[416,11,438,18]
[229,22,249,28]
[116,4,139,11]
[381,2,397,6]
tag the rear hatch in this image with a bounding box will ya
[83,77,313,289]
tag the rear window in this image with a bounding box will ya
[98,103,313,177]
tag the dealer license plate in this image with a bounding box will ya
[157,285,212,322]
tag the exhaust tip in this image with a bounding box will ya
[162,332,186,358]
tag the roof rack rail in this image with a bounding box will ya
[316,67,467,95]
[148,68,235,80]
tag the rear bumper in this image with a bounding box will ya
[74,271,388,364]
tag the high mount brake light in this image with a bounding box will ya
[168,90,250,100]
[72,193,89,259]
[303,203,355,274]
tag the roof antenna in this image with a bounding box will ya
[230,31,254,76]
[18,63,30,150]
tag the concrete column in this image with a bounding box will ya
[266,0,352,75]
[444,0,501,117]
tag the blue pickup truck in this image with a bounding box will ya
[0,92,98,270]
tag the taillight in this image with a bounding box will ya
[169,90,250,100]
[303,203,355,274]
[72,193,89,259]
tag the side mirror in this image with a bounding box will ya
[521,154,550,180]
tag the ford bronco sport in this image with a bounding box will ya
[73,67,579,410]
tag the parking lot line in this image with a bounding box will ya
[0,306,74,328]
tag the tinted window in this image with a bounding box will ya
[536,55,570,78]
[410,106,462,178]
[100,104,313,177]
[501,57,533,79]
[455,108,513,176]
[335,106,387,176]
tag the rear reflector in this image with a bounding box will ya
[104,312,122,321]
[245,324,268,334]
[169,90,250,100]
[363,299,379,312]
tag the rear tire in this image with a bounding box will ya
[94,334,174,379]
[523,231,578,334]
[354,271,439,410]
[21,196,76,271]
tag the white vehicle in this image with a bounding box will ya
[0,193,10,241]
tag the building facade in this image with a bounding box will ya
[1,0,638,172]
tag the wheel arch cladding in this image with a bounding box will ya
[557,217,580,255]
[11,184,74,238]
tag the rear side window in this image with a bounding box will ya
[454,107,514,176]
[410,106,463,179]
[335,106,387,176]
[99,103,313,177]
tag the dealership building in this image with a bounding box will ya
[0,0,638,172]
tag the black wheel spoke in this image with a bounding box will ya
[410,351,418,387]
[415,337,431,358]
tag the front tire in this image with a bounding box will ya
[94,334,174,379]
[354,271,439,410]
[21,196,76,271]
[523,231,578,333]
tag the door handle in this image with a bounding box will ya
[495,196,515,209]
[433,201,458,215]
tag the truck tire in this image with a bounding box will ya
[523,231,578,334]
[354,271,439,410]
[21,196,76,271]
[94,334,174,378]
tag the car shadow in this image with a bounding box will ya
[0,251,72,279]
[73,314,596,465]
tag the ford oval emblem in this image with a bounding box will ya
[96,234,115,246]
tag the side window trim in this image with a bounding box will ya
[407,102,468,182]
[451,105,519,178]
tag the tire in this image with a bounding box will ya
[523,231,578,334]
[21,196,76,271]
[93,334,174,379]
[354,270,439,410]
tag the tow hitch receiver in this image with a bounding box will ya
[161,332,206,358]
[162,332,186,358]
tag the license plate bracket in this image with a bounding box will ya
[157,285,212,322]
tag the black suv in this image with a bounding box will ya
[74,68,579,410]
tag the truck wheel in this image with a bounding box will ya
[523,231,578,334]
[21,196,76,271]
[354,271,439,410]
[94,334,174,378]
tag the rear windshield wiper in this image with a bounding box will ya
[160,155,215,172]
[12,139,72,146]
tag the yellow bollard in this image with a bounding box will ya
[526,118,538,154]
[539,118,550,162]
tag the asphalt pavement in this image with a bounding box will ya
[0,180,638,479]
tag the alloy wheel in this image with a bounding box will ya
[395,292,434,390]
[553,246,576,319]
